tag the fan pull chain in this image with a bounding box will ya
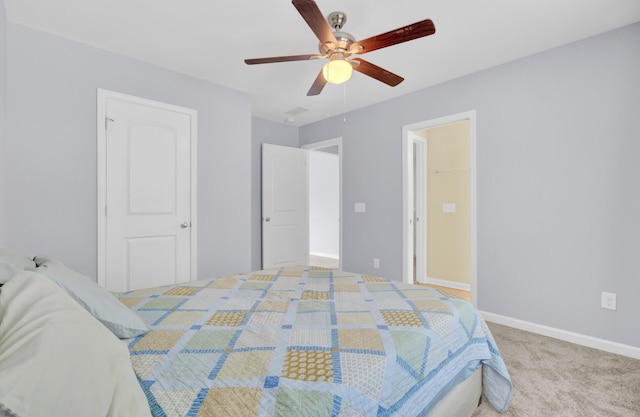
[343,83,347,124]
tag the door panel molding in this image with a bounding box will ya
[97,89,198,290]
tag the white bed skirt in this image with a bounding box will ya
[424,367,482,417]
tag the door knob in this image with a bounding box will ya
[180,221,189,229]
[265,217,271,222]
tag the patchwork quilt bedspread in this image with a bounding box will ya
[119,266,511,417]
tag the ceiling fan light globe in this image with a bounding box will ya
[322,59,353,84]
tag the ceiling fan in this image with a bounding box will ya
[244,0,436,96]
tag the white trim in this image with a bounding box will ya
[301,137,341,151]
[96,88,198,287]
[302,137,343,271]
[412,135,427,285]
[424,277,471,292]
[97,91,107,286]
[402,110,477,307]
[480,311,640,360]
[402,131,413,285]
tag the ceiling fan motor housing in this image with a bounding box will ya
[319,11,356,56]
[319,30,355,55]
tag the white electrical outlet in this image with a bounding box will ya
[373,258,380,269]
[601,292,617,310]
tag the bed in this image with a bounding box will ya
[119,265,512,417]
[0,249,511,417]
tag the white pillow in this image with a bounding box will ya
[0,248,35,284]
[33,255,147,338]
[0,271,152,417]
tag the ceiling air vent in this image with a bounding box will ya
[285,107,311,116]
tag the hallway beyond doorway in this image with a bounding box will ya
[309,254,339,269]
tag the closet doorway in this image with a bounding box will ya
[303,138,342,270]
[402,111,477,305]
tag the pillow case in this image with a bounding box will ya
[0,271,152,417]
[0,248,36,284]
[34,255,147,338]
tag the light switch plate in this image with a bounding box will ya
[442,203,456,213]
[354,203,366,213]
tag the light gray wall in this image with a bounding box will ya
[251,117,299,270]
[0,0,7,246]
[300,23,640,348]
[5,23,253,279]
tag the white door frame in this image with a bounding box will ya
[302,137,343,270]
[410,134,427,285]
[402,110,477,306]
[96,88,198,287]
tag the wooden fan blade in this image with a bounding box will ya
[353,19,435,54]
[292,0,338,47]
[245,54,322,65]
[307,69,327,96]
[352,58,404,86]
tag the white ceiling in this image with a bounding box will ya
[5,0,640,126]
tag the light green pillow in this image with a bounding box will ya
[0,248,36,284]
[0,271,151,417]
[34,255,148,339]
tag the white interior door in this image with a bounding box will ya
[262,144,308,268]
[98,90,197,292]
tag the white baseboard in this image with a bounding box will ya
[309,251,339,259]
[420,277,471,292]
[480,311,640,360]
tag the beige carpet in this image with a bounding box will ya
[472,323,640,417]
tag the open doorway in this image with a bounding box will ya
[303,138,342,270]
[402,111,477,306]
